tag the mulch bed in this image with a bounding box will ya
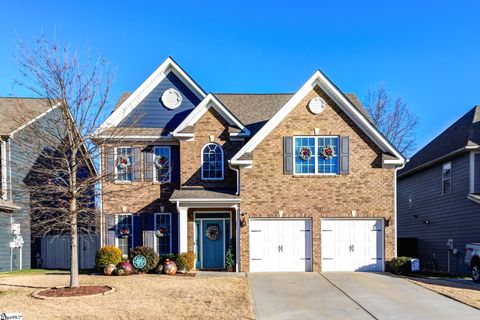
[173,273,196,277]
[35,285,112,298]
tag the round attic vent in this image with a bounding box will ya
[308,97,325,114]
[161,88,182,109]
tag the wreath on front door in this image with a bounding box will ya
[117,226,130,238]
[115,155,131,170]
[299,146,312,161]
[155,224,169,237]
[319,145,336,160]
[154,155,169,169]
[205,225,221,241]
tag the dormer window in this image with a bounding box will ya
[201,143,224,180]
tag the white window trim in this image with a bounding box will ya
[153,146,172,183]
[201,143,224,181]
[1,139,8,200]
[114,146,132,183]
[293,135,340,176]
[114,214,134,255]
[154,212,172,255]
[442,161,452,195]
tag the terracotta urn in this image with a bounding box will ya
[103,263,117,276]
[163,259,177,275]
[117,261,134,275]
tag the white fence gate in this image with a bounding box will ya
[41,235,100,269]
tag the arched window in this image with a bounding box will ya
[201,143,224,180]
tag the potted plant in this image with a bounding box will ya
[225,240,235,272]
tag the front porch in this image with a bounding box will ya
[170,188,241,272]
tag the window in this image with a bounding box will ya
[294,136,339,175]
[442,162,452,195]
[115,147,132,182]
[201,143,224,180]
[153,146,171,183]
[155,213,172,255]
[115,214,133,256]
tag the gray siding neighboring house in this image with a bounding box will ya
[398,106,480,274]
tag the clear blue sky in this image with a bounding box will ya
[1,1,479,154]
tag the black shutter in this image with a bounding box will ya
[131,147,141,182]
[106,215,116,246]
[340,136,350,174]
[284,136,293,175]
[144,146,154,182]
[105,146,114,182]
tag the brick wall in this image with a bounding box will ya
[239,87,396,272]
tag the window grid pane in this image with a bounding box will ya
[317,137,339,174]
[154,147,171,183]
[156,214,171,255]
[116,214,132,256]
[202,144,223,179]
[295,137,316,174]
[116,147,132,181]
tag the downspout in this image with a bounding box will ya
[228,160,240,196]
[394,161,407,257]
[8,139,12,201]
[99,147,103,248]
[228,160,241,271]
[1,138,7,200]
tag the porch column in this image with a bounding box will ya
[235,204,240,272]
[178,206,188,253]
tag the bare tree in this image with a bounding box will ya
[10,36,141,287]
[364,84,418,156]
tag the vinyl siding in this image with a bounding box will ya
[475,153,480,194]
[398,153,480,274]
[119,72,201,132]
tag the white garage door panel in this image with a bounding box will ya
[249,219,312,272]
[321,219,383,272]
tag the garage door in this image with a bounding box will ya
[321,219,384,272]
[249,219,312,272]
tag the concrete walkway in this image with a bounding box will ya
[248,272,480,320]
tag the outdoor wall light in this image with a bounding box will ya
[423,220,431,224]
[240,212,248,228]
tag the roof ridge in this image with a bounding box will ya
[213,93,294,95]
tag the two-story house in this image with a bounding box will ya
[398,106,480,274]
[94,57,405,272]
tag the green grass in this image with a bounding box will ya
[0,269,68,276]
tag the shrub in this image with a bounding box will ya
[129,246,159,273]
[225,240,235,270]
[389,256,413,275]
[177,252,195,272]
[95,246,122,270]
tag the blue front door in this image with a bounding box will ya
[202,220,224,269]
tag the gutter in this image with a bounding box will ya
[394,161,407,257]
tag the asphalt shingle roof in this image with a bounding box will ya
[0,98,54,136]
[400,106,480,177]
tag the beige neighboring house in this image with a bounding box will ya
[93,57,405,272]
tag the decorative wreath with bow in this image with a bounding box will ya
[319,145,336,160]
[115,155,131,170]
[155,224,169,237]
[299,146,312,161]
[205,225,221,241]
[117,226,130,238]
[154,155,169,169]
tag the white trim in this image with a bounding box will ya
[154,212,172,255]
[193,211,232,269]
[93,134,175,140]
[170,198,240,203]
[114,213,134,256]
[153,146,172,183]
[231,70,405,166]
[470,152,477,194]
[93,57,206,136]
[177,205,188,253]
[172,94,250,137]
[1,139,7,200]
[9,103,61,137]
[235,204,240,272]
[201,143,224,181]
[292,135,340,175]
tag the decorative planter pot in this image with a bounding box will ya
[227,266,234,272]
[103,264,117,276]
[163,259,177,275]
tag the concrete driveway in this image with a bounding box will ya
[247,272,480,320]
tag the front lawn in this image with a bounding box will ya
[0,272,254,319]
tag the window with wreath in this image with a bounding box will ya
[115,147,133,182]
[115,214,133,256]
[201,143,224,180]
[294,136,339,175]
[153,146,171,183]
[155,213,171,255]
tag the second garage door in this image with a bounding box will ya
[321,219,384,272]
[249,219,312,272]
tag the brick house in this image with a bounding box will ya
[93,57,405,272]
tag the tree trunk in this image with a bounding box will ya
[70,197,79,288]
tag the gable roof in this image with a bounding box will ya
[399,106,480,177]
[93,57,206,136]
[172,94,250,137]
[0,97,58,136]
[230,70,405,166]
